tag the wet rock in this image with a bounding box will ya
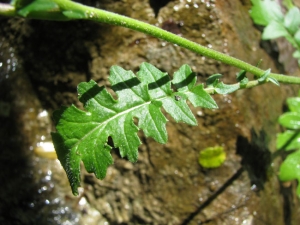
[0,17,102,225]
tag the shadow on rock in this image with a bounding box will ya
[236,129,272,191]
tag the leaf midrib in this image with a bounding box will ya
[68,95,170,150]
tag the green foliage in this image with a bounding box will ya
[283,0,295,10]
[11,0,85,20]
[250,0,284,26]
[278,150,300,196]
[16,0,59,17]
[236,70,249,87]
[277,130,300,151]
[52,63,218,195]
[198,146,226,169]
[3,0,299,196]
[3,0,300,84]
[277,92,300,197]
[250,0,300,65]
[52,62,279,194]
[257,69,280,86]
[206,74,240,94]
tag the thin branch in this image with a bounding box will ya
[3,0,300,84]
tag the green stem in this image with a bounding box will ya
[205,80,264,94]
[5,0,300,84]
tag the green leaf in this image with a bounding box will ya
[172,64,196,91]
[294,29,300,47]
[267,77,280,86]
[137,63,197,125]
[283,0,295,10]
[256,59,263,67]
[279,112,300,129]
[236,70,245,80]
[206,74,222,87]
[214,82,240,94]
[258,69,271,82]
[199,146,226,168]
[278,150,300,197]
[62,10,87,19]
[17,0,59,17]
[236,70,246,80]
[293,50,300,59]
[277,130,300,150]
[257,68,279,87]
[250,0,284,26]
[52,63,216,194]
[287,97,300,112]
[236,70,249,87]
[12,0,35,9]
[205,73,240,94]
[262,21,289,40]
[173,65,218,109]
[284,7,300,35]
[186,85,218,109]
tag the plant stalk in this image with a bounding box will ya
[4,0,300,84]
[205,80,264,94]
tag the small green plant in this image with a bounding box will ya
[250,0,300,64]
[277,92,300,197]
[52,63,218,194]
[251,0,300,198]
[2,0,300,195]
[51,63,268,195]
[198,146,226,169]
